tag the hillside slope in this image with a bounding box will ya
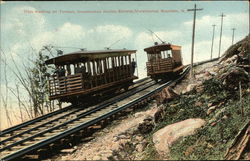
[143,35,250,160]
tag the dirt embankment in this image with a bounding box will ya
[143,35,250,160]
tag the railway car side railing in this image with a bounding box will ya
[49,74,83,96]
[146,58,174,74]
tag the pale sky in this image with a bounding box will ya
[0,0,249,97]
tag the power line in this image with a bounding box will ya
[147,29,165,43]
[187,4,203,79]
[106,38,124,49]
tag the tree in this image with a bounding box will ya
[28,45,57,116]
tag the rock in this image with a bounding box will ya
[135,144,144,152]
[195,101,203,107]
[195,84,205,93]
[137,116,154,134]
[153,105,165,123]
[218,66,249,91]
[185,84,197,93]
[207,103,213,107]
[153,118,205,156]
[209,71,217,76]
[134,112,144,118]
[223,55,238,65]
[195,71,212,81]
[222,115,228,120]
[210,122,217,127]
[135,136,144,142]
[207,106,217,115]
[60,148,76,153]
[219,35,250,64]
[155,87,179,105]
[184,81,204,94]
[184,145,195,156]
[92,155,101,160]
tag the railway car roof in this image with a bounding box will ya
[144,43,181,53]
[45,49,136,65]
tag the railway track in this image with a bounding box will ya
[0,58,218,161]
[0,76,150,138]
[0,77,154,160]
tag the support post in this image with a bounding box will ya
[232,28,236,45]
[218,13,226,58]
[187,4,203,79]
[210,24,216,60]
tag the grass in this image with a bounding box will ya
[143,77,250,160]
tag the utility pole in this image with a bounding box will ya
[187,4,203,79]
[210,24,216,60]
[231,28,236,45]
[218,13,226,58]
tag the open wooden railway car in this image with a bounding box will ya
[144,42,184,81]
[45,49,138,103]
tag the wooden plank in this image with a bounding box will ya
[66,83,82,88]
[50,76,137,99]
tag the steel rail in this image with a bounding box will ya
[0,77,150,138]
[0,105,74,137]
[0,80,156,154]
[0,78,152,145]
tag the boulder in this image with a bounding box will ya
[219,35,250,64]
[153,118,205,156]
[155,87,179,105]
[217,66,249,90]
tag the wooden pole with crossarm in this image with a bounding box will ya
[187,4,203,79]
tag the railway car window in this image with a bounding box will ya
[122,56,125,65]
[70,64,74,75]
[89,62,93,75]
[161,51,165,59]
[66,64,71,75]
[87,61,91,75]
[102,60,105,73]
[167,50,172,58]
[125,56,128,65]
[84,63,87,73]
[115,57,118,67]
[98,60,103,74]
[96,60,100,74]
[112,57,115,68]
[93,61,97,75]
[100,60,103,73]
[118,57,121,66]
[117,57,120,67]
[107,58,109,69]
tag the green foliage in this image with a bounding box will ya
[169,93,250,160]
[143,75,250,160]
[203,78,223,95]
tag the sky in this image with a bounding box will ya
[0,0,249,100]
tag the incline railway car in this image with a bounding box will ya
[144,42,184,81]
[45,49,138,103]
